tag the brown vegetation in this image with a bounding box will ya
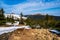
[8,29,60,40]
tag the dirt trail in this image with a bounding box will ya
[8,29,60,40]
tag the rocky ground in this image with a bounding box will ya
[8,29,60,40]
[0,32,12,40]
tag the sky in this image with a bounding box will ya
[0,0,60,16]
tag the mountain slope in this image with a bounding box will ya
[24,15,60,20]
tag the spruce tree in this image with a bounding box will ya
[44,14,49,28]
[0,8,6,25]
[19,12,24,24]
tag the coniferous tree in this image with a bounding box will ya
[0,8,6,25]
[19,12,24,24]
[44,14,49,28]
[6,13,15,24]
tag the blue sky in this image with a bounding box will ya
[0,0,60,16]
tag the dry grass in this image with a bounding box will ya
[18,24,25,26]
[8,29,60,40]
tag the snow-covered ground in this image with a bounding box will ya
[0,26,31,35]
[4,14,27,20]
[6,21,19,25]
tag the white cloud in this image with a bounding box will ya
[0,0,60,15]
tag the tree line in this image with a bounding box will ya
[0,8,60,29]
[25,14,60,29]
[0,8,25,26]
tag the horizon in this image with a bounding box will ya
[0,0,60,16]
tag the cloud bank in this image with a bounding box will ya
[0,0,60,16]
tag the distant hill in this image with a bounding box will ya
[24,14,60,20]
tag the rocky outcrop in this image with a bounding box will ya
[0,32,12,40]
[8,29,60,40]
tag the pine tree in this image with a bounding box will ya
[19,12,24,24]
[0,8,6,25]
[44,14,49,28]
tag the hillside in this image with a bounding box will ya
[24,14,60,20]
[8,29,60,40]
